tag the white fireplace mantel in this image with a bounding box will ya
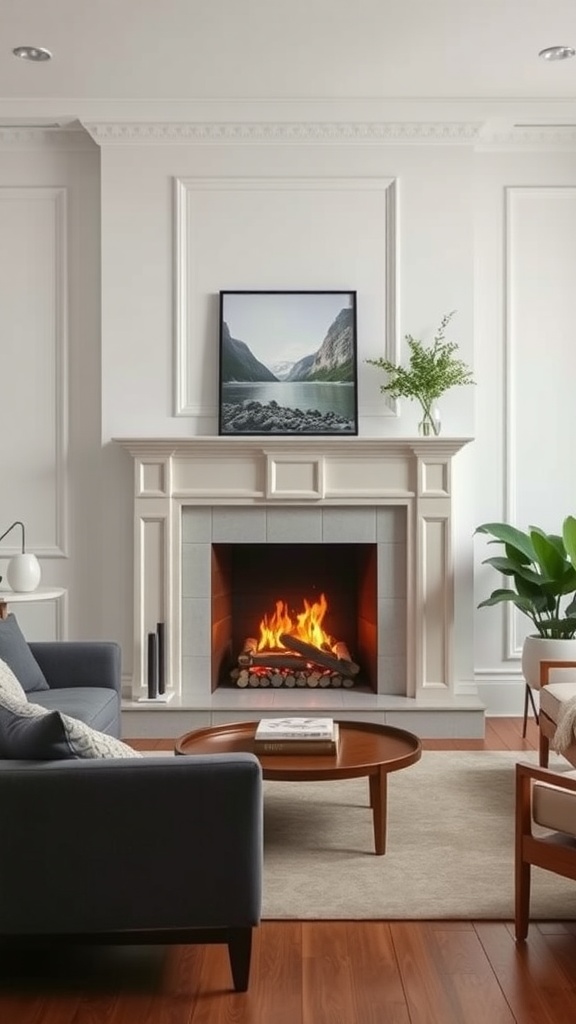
[115,435,472,711]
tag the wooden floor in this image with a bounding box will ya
[3,716,576,1024]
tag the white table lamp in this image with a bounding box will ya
[0,521,41,593]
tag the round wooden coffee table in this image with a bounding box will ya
[175,720,421,855]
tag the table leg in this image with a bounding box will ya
[369,767,387,855]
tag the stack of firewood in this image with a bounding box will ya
[230,634,360,688]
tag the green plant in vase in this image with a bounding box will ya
[366,310,475,435]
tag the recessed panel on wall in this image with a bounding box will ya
[0,187,67,558]
[506,186,576,654]
[175,177,397,420]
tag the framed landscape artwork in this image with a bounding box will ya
[218,290,358,435]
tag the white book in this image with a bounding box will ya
[255,717,335,741]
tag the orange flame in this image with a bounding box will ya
[257,593,333,651]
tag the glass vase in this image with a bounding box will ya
[417,406,441,437]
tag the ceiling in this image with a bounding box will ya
[1,0,576,123]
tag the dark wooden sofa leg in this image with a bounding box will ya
[227,927,253,992]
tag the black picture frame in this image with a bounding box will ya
[218,290,358,436]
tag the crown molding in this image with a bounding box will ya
[0,126,96,149]
[477,125,576,150]
[83,120,483,145]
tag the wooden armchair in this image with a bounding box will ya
[515,760,576,940]
[538,660,576,768]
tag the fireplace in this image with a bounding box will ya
[115,435,473,716]
[211,542,379,692]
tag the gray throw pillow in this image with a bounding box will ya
[0,614,49,693]
[0,702,141,760]
[0,706,73,759]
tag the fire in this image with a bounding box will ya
[257,593,333,652]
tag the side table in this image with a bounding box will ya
[0,587,65,620]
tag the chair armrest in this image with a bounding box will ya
[0,753,262,936]
[28,641,121,693]
[516,760,576,790]
[539,660,576,688]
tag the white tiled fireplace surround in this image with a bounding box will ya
[117,437,484,739]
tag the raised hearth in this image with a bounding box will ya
[115,436,484,738]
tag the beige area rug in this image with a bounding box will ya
[261,749,576,920]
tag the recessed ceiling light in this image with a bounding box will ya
[12,46,52,62]
[539,45,576,61]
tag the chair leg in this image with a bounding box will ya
[227,927,253,992]
[527,685,539,726]
[522,683,539,738]
[515,858,531,942]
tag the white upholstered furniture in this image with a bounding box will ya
[538,660,576,769]
[515,760,576,940]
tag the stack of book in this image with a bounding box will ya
[253,717,339,755]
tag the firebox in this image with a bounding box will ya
[211,543,378,691]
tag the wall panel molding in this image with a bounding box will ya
[174,175,398,418]
[504,185,576,659]
[0,186,68,558]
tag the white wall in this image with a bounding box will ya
[473,147,576,713]
[3,119,575,713]
[0,132,102,641]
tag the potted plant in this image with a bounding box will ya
[366,310,475,435]
[476,516,576,691]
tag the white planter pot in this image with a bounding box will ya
[521,635,576,690]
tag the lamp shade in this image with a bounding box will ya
[7,553,42,593]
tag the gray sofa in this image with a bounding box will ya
[28,640,123,736]
[0,641,263,991]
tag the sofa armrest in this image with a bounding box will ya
[0,753,262,936]
[28,641,121,694]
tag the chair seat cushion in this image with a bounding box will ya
[533,770,576,837]
[540,682,576,723]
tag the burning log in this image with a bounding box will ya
[279,633,360,678]
[238,637,258,666]
[239,651,309,671]
[333,641,353,664]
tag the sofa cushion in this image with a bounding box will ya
[32,686,120,735]
[533,770,576,838]
[0,615,49,692]
[0,706,74,759]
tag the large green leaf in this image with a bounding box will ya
[482,555,523,577]
[563,516,576,570]
[475,523,535,562]
[559,565,576,595]
[477,590,536,616]
[530,529,567,579]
